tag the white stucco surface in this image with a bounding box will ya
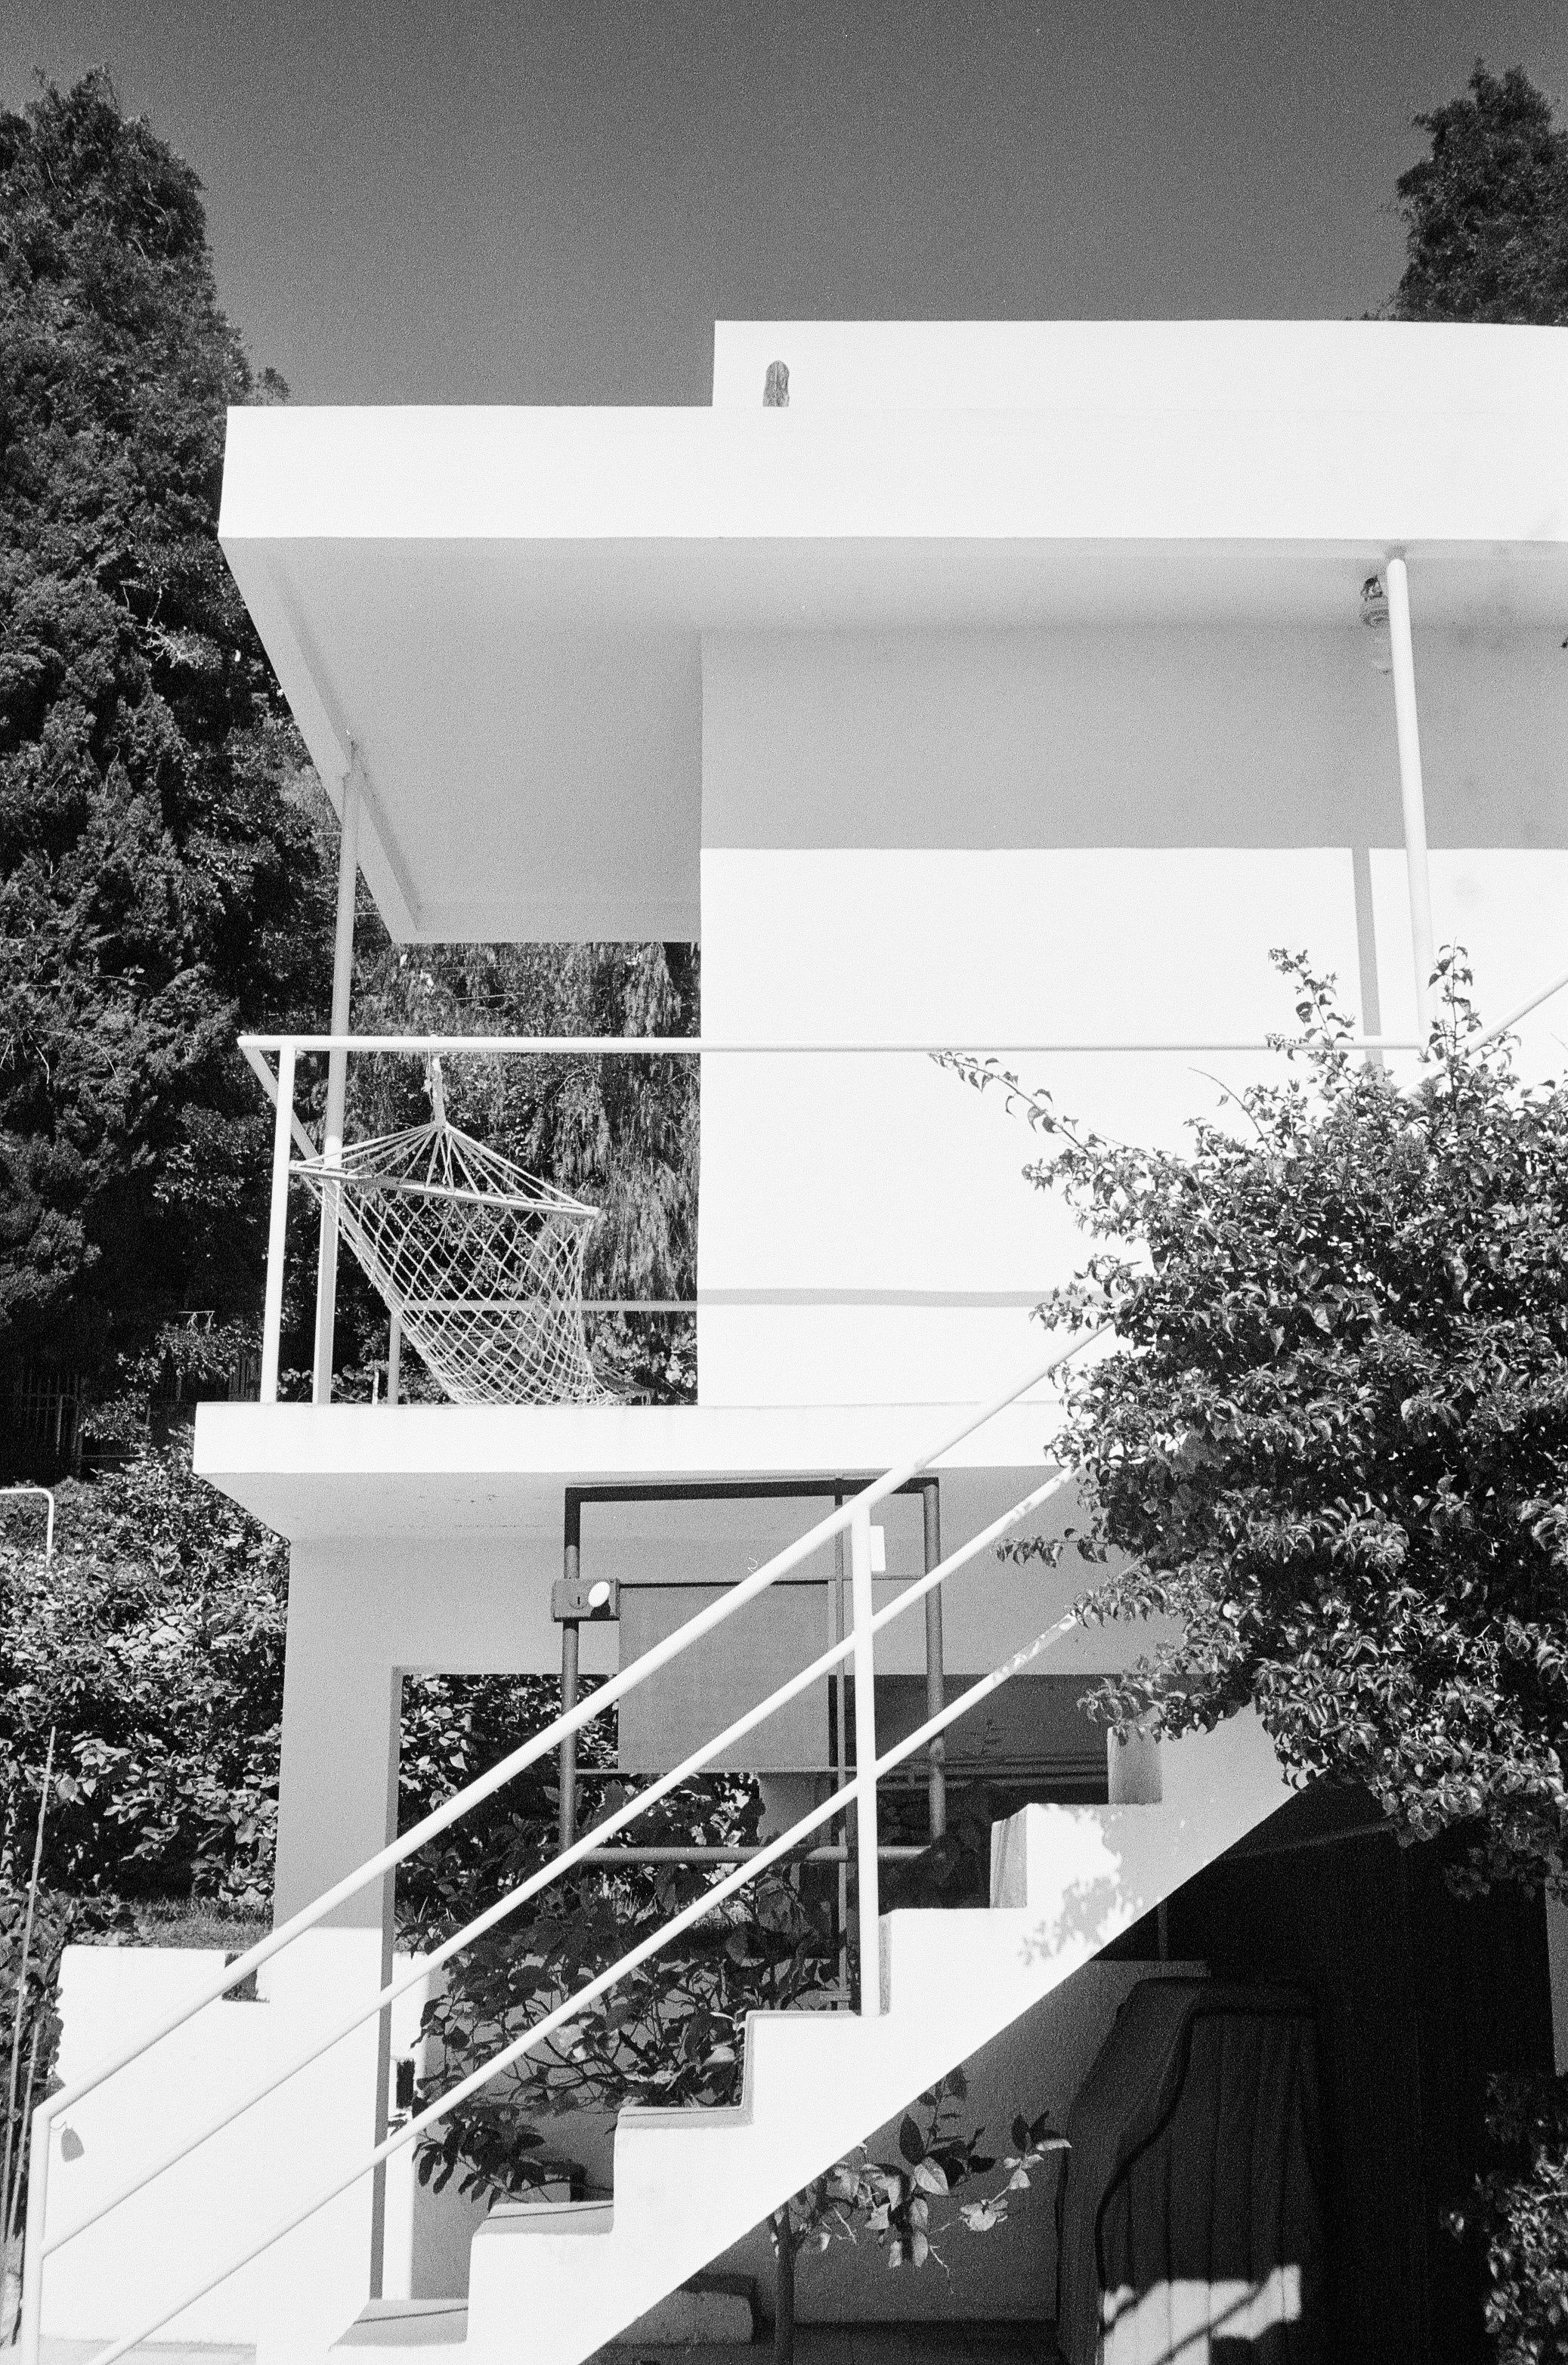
[218,321,1568,944]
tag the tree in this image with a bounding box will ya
[329,935,699,1404]
[0,1445,288,1911]
[0,72,333,1387]
[0,75,700,1426]
[947,953,1568,1898]
[1390,62,1568,323]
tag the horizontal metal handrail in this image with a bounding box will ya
[46,1464,1074,2260]
[240,1028,1424,1056]
[79,1597,1085,2365]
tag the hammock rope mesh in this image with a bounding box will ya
[292,1068,612,1407]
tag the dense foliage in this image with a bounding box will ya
[413,1776,837,2203]
[1391,61,1568,324]
[0,73,698,1424]
[1452,2071,1568,2362]
[0,72,333,1377]
[954,954,1568,1897]
[0,1446,287,1911]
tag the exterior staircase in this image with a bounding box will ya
[332,1709,1291,2365]
[23,1362,1297,2365]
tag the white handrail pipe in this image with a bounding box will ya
[259,1043,295,1404]
[23,1340,1089,2165]
[1384,555,1436,1036]
[849,1503,881,2014]
[74,1597,1089,2365]
[312,759,361,1403]
[1474,957,1568,1049]
[236,1030,1421,1058]
[47,1467,1076,2261]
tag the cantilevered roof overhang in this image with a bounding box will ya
[218,323,1568,943]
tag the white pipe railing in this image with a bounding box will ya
[77,1602,1081,2365]
[239,975,1568,1405]
[19,1349,1087,2365]
[239,1030,1423,1058]
[237,1026,1431,1405]
[45,1465,1074,2265]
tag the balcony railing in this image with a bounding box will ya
[235,1017,1462,1411]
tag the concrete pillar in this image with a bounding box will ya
[274,1557,404,1931]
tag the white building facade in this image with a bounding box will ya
[23,320,1568,2365]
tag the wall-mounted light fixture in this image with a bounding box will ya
[1360,573,1393,673]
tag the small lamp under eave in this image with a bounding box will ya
[1360,573,1393,673]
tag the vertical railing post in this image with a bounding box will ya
[921,1479,946,1841]
[386,1307,402,1407]
[260,1043,295,1406]
[1384,555,1435,1035]
[313,762,360,1403]
[832,1496,849,1999]
[558,1498,582,1851]
[849,1503,881,2016]
[17,2098,51,2365]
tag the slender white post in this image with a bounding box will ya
[849,1502,881,2015]
[313,763,361,1402]
[386,1306,401,1407]
[260,1044,295,1405]
[1384,555,1436,1034]
[17,2097,48,2365]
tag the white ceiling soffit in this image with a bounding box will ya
[219,375,1568,945]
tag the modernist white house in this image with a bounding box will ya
[20,320,1568,2365]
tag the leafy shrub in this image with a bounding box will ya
[413,1775,837,2205]
[953,953,1568,1897]
[0,1443,286,1911]
[1448,2070,1568,2360]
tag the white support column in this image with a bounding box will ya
[313,762,361,1404]
[260,1044,295,1405]
[849,1504,882,2016]
[1384,555,1436,1035]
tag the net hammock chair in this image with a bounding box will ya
[292,1062,614,1407]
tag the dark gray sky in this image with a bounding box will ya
[8,2,1568,403]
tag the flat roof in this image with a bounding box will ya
[218,321,1568,942]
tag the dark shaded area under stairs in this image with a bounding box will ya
[1103,1783,1556,2365]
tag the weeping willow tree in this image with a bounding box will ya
[331,930,700,1403]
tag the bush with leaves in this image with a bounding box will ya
[1,1885,138,2264]
[764,2074,1064,2365]
[1445,2068,1568,2362]
[0,1443,286,1911]
[413,1774,837,2204]
[775,2070,1063,2269]
[948,952,1568,1897]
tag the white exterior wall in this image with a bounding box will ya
[696,623,1568,1406]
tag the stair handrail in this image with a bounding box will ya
[46,1461,1078,2265]
[20,1337,1095,2365]
[72,1582,1086,2365]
